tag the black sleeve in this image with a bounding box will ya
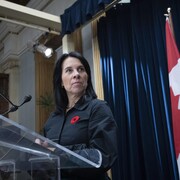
[61,101,118,171]
[88,101,118,170]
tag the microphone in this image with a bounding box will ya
[18,95,32,107]
[0,93,32,116]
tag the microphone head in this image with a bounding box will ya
[18,95,32,107]
[24,95,32,103]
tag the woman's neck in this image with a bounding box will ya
[67,95,81,109]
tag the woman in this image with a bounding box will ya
[44,51,118,180]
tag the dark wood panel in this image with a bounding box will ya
[6,0,30,6]
[0,73,9,117]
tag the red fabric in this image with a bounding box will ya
[166,18,180,158]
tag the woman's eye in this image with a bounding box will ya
[78,67,85,72]
[65,69,72,73]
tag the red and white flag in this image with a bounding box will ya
[166,17,180,161]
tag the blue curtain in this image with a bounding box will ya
[97,0,180,179]
[60,0,113,37]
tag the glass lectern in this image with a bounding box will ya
[0,115,101,180]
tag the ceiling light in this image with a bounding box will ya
[35,44,53,58]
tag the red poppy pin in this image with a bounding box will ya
[70,116,80,124]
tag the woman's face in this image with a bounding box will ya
[61,57,88,97]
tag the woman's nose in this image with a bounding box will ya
[73,70,80,78]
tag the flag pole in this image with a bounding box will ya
[165,7,175,39]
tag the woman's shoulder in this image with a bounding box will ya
[45,111,62,125]
[90,98,108,107]
[48,111,60,118]
[79,96,108,111]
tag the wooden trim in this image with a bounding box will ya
[91,20,104,100]
[35,52,56,133]
[62,29,82,53]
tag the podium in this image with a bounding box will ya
[0,115,101,180]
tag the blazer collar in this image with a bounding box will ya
[74,95,93,110]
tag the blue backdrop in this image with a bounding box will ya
[97,0,180,179]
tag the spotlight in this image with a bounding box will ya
[27,41,53,58]
[34,44,53,58]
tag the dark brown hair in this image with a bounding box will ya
[53,51,97,111]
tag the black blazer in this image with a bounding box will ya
[44,95,118,180]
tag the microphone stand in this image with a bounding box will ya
[0,92,32,116]
[0,92,16,116]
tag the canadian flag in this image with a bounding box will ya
[166,17,180,170]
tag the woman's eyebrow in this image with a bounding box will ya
[64,66,71,69]
[64,65,84,69]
